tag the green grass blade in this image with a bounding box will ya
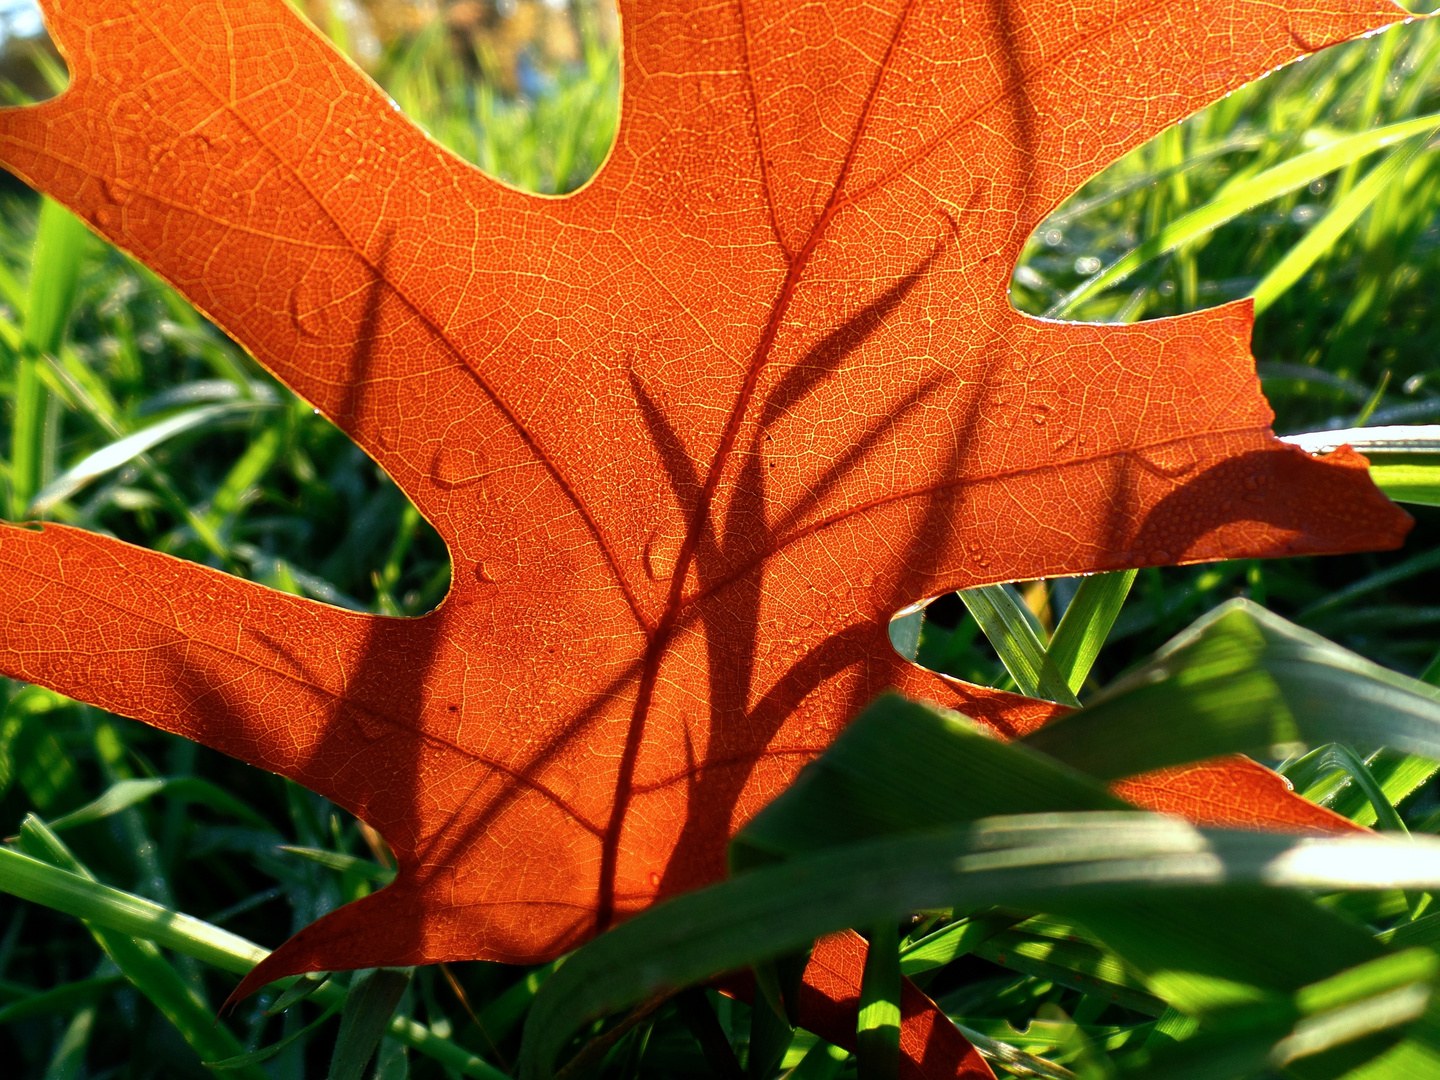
[16,815,267,1080]
[45,775,271,832]
[24,197,89,358]
[898,915,1013,977]
[30,401,272,515]
[518,816,1440,1080]
[961,585,1078,705]
[748,970,796,1080]
[951,1024,1077,1080]
[12,198,90,518]
[205,996,344,1069]
[0,842,507,1079]
[43,1006,95,1080]
[279,845,395,883]
[856,921,901,1080]
[732,694,1124,867]
[1317,745,1410,833]
[1022,599,1440,782]
[330,968,413,1080]
[1299,546,1440,620]
[971,930,1164,1017]
[1252,134,1436,314]
[786,1040,850,1080]
[1047,112,1440,317]
[0,975,125,1024]
[1368,463,1440,506]
[0,838,264,972]
[9,350,45,519]
[1329,749,1440,828]
[1282,425,1440,507]
[1046,571,1138,696]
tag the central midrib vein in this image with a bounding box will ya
[592,0,918,931]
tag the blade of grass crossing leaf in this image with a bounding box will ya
[330,968,414,1080]
[1023,600,1440,781]
[15,815,268,1080]
[856,921,901,1080]
[518,815,1440,1080]
[1252,134,1436,314]
[961,585,1078,705]
[1046,571,1137,695]
[1047,112,1440,317]
[785,1040,850,1080]
[0,844,507,1079]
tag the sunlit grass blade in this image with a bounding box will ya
[22,199,88,360]
[45,775,272,832]
[971,928,1163,1017]
[1310,745,1410,833]
[1023,599,1440,781]
[10,197,89,518]
[1046,571,1138,696]
[30,401,272,515]
[856,921,901,1080]
[1328,750,1440,829]
[898,915,1013,977]
[952,1023,1077,1080]
[786,1040,851,1080]
[961,584,1078,705]
[518,815,1440,1080]
[16,814,267,1080]
[1283,423,1440,507]
[0,842,507,1079]
[1252,134,1436,315]
[1046,112,1440,317]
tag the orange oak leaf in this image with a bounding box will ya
[0,0,1414,1059]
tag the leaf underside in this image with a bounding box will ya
[0,0,1414,1056]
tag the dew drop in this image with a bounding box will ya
[287,277,331,340]
[649,872,661,888]
[474,560,511,585]
[432,443,488,489]
[1135,442,1199,479]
